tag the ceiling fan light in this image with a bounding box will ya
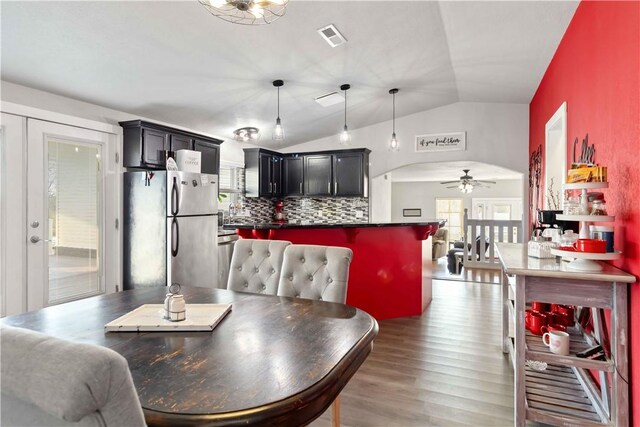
[207,0,227,7]
[198,0,287,25]
[249,4,264,18]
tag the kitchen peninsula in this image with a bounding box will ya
[225,221,444,320]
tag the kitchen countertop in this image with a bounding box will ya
[223,221,445,230]
[495,243,635,282]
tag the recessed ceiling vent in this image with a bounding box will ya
[317,24,347,48]
[314,91,344,107]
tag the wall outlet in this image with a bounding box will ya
[355,211,363,218]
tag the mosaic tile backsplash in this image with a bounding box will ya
[236,196,370,224]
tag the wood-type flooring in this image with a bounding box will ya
[311,279,522,427]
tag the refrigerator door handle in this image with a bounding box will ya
[171,217,179,257]
[171,177,179,216]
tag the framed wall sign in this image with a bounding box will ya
[415,132,466,153]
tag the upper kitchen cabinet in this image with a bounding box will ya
[306,149,370,197]
[283,156,304,196]
[244,148,283,197]
[333,151,368,196]
[193,139,220,175]
[120,120,223,173]
[304,154,333,196]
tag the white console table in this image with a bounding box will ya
[496,243,635,427]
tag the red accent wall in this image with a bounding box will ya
[529,1,640,421]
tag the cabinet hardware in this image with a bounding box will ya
[269,182,273,193]
[328,182,331,193]
[334,182,338,194]
[299,182,303,193]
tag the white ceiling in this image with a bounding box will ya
[389,161,523,183]
[1,1,577,147]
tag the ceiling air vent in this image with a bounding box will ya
[314,91,344,107]
[317,24,347,48]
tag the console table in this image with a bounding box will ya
[496,243,635,427]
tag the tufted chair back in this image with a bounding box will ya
[227,239,292,295]
[277,245,353,304]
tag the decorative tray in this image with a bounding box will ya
[105,304,232,332]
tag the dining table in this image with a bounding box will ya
[0,286,379,426]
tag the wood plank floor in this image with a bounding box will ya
[310,279,517,427]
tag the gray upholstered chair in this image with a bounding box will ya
[277,244,353,303]
[432,227,449,259]
[227,239,291,295]
[277,244,353,426]
[0,325,146,427]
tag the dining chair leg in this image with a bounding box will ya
[331,395,341,427]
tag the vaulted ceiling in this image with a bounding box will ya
[1,1,577,147]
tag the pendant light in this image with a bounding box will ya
[388,88,399,151]
[272,79,284,141]
[339,84,351,146]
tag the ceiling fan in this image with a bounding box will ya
[440,169,496,193]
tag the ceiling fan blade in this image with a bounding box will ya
[476,180,497,184]
[440,181,459,184]
[446,186,459,189]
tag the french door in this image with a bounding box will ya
[26,119,117,311]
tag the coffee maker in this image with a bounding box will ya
[533,209,578,237]
[273,200,287,224]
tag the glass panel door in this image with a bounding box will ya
[47,140,102,304]
[27,119,113,311]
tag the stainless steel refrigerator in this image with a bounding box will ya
[123,171,218,290]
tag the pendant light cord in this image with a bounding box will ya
[392,91,396,134]
[344,89,347,127]
[277,86,280,119]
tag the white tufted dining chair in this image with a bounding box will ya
[227,239,291,295]
[276,244,353,427]
[277,244,353,303]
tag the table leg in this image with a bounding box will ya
[502,270,509,354]
[514,275,526,427]
[612,282,629,426]
[331,395,341,427]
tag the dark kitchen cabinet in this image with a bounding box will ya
[141,128,169,167]
[170,134,191,153]
[284,156,304,196]
[193,139,220,175]
[244,149,283,197]
[304,155,333,196]
[333,152,366,196]
[120,120,222,172]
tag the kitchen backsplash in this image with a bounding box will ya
[224,168,369,224]
[237,196,370,224]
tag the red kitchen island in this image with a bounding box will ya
[225,222,444,320]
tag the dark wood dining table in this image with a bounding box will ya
[0,286,379,426]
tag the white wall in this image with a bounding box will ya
[391,179,523,222]
[280,101,529,179]
[1,81,249,165]
[370,173,392,222]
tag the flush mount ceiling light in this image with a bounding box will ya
[233,127,260,142]
[272,79,284,141]
[339,84,351,146]
[198,0,288,25]
[388,88,399,152]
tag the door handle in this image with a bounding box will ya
[334,182,338,194]
[30,236,51,244]
[171,217,179,257]
[171,177,179,216]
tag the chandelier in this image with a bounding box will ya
[198,0,288,25]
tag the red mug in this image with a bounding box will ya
[552,305,575,326]
[531,302,550,313]
[528,312,548,336]
[525,309,533,330]
[573,238,606,253]
[541,323,567,334]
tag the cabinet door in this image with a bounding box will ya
[169,134,192,155]
[193,139,220,175]
[334,153,364,196]
[271,156,283,196]
[259,153,273,196]
[304,155,332,196]
[142,128,168,167]
[284,157,304,196]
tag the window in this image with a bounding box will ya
[218,166,243,212]
[436,198,463,241]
